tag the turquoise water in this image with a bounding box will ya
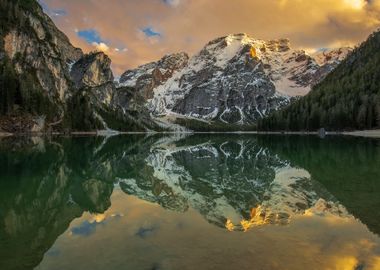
[0,134,380,270]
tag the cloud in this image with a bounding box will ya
[135,224,159,238]
[77,28,127,54]
[114,47,128,52]
[93,42,110,52]
[42,0,380,76]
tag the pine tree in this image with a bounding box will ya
[376,99,380,128]
[259,30,380,131]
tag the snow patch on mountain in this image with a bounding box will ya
[118,33,350,127]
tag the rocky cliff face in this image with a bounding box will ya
[70,52,114,106]
[0,0,150,132]
[119,52,189,100]
[0,0,83,123]
[120,34,350,128]
[0,0,351,132]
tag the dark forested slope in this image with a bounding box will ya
[258,31,380,131]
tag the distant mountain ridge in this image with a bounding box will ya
[258,30,380,131]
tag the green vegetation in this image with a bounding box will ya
[0,0,58,120]
[64,88,160,132]
[257,135,380,235]
[97,107,146,132]
[18,0,41,12]
[0,0,41,33]
[0,57,20,115]
[64,89,103,131]
[0,56,57,118]
[258,31,380,131]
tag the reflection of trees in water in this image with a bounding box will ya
[0,134,175,270]
[0,136,123,270]
[0,134,378,269]
[257,135,380,236]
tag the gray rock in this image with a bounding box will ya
[120,34,350,128]
[119,52,189,101]
[70,52,114,89]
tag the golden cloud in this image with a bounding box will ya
[44,0,380,75]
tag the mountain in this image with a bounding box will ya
[0,0,350,133]
[119,33,350,130]
[0,0,160,133]
[258,31,380,131]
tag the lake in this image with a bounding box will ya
[0,134,379,270]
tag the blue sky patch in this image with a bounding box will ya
[77,29,104,44]
[50,9,67,16]
[38,0,67,17]
[142,27,162,38]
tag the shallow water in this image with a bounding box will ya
[0,134,379,270]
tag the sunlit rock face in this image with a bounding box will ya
[71,52,114,89]
[119,33,350,127]
[0,1,134,131]
[2,3,82,109]
[70,52,115,106]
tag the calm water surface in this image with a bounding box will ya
[0,134,380,270]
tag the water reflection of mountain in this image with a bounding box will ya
[0,135,163,270]
[119,134,348,230]
[257,135,380,236]
[0,135,378,269]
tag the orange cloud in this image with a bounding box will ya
[43,0,380,76]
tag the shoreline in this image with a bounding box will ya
[1,130,380,138]
[342,130,380,138]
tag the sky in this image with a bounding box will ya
[39,0,380,76]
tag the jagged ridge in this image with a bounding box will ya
[120,33,350,129]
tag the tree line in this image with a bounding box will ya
[258,31,380,131]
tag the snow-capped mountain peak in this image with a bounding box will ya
[117,33,351,128]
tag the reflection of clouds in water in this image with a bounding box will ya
[70,213,124,237]
[135,224,160,238]
[70,221,102,237]
[2,135,379,270]
[45,247,61,257]
[40,191,380,270]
